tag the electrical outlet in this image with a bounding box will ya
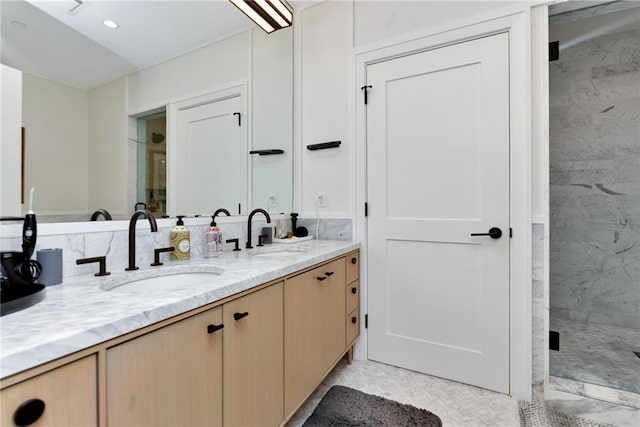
[316,192,326,207]
[268,193,277,207]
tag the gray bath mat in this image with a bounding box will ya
[303,385,442,426]
[519,401,613,427]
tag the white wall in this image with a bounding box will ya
[297,1,351,216]
[88,78,128,216]
[0,64,22,217]
[22,74,89,215]
[127,31,249,113]
[354,1,522,47]
[252,27,293,212]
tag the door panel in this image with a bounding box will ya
[386,63,482,220]
[367,33,510,393]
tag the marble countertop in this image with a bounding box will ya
[0,240,360,379]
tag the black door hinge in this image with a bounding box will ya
[510,227,513,238]
[364,202,368,217]
[549,330,560,351]
[549,41,560,62]
[365,314,368,329]
[361,85,372,105]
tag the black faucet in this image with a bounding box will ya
[90,209,112,221]
[126,210,158,271]
[246,208,271,249]
[212,208,231,225]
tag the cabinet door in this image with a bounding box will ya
[106,307,223,427]
[284,257,346,416]
[223,282,283,427]
[0,355,97,427]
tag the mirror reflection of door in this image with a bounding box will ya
[136,112,167,216]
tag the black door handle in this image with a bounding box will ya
[470,227,502,239]
[234,312,249,321]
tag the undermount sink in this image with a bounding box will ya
[101,267,224,292]
[252,245,310,257]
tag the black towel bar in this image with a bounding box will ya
[249,149,285,156]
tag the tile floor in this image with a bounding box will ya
[549,316,640,394]
[287,358,640,427]
[286,359,520,426]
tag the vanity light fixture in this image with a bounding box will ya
[229,0,292,34]
[102,20,119,29]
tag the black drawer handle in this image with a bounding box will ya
[14,398,45,426]
[351,316,357,324]
[325,271,334,276]
[351,287,357,294]
[207,324,224,334]
[351,257,357,265]
[234,312,249,321]
[316,276,327,281]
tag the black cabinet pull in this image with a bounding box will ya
[351,316,357,324]
[351,287,357,294]
[325,271,334,276]
[470,227,503,239]
[316,276,327,281]
[207,324,224,334]
[234,312,249,321]
[351,257,357,265]
[14,398,45,426]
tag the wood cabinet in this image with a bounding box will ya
[107,283,284,427]
[106,306,224,426]
[0,356,97,427]
[284,257,346,416]
[1,250,359,427]
[223,282,283,427]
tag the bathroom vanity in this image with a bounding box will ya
[0,241,360,426]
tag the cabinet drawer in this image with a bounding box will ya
[346,309,360,347]
[346,252,359,284]
[346,280,359,315]
[1,355,97,427]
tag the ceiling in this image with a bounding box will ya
[1,0,254,90]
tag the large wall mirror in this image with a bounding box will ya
[1,0,292,222]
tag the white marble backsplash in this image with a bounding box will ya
[0,216,352,282]
[549,28,640,330]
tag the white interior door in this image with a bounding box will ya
[367,33,510,393]
[176,95,245,215]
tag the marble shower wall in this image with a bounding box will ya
[0,218,352,281]
[549,28,640,329]
[532,223,545,386]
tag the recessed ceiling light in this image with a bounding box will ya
[103,20,119,29]
[11,20,27,29]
